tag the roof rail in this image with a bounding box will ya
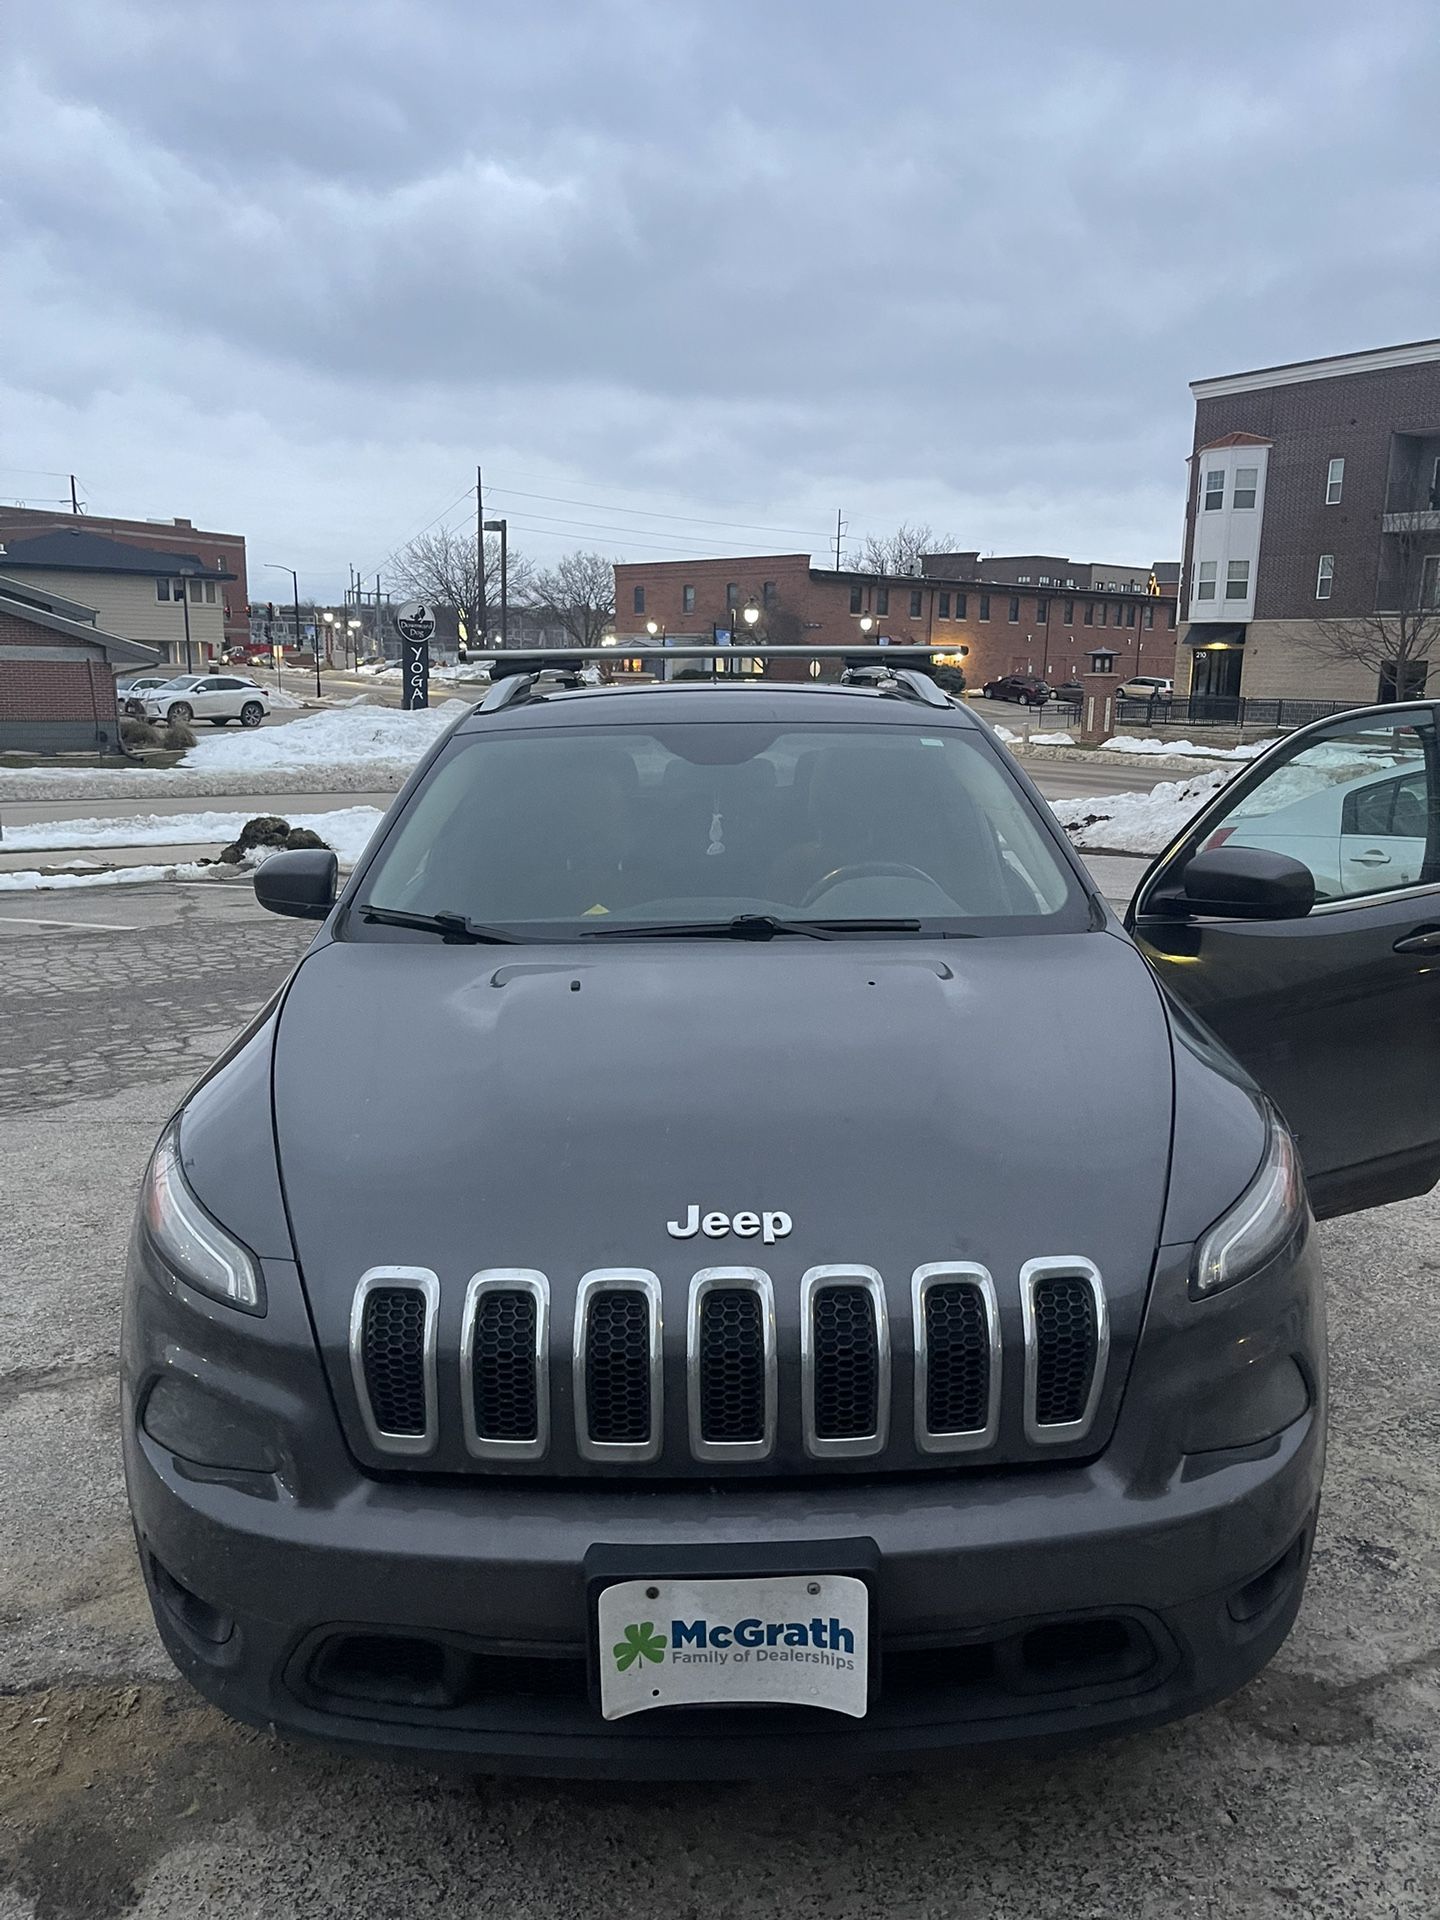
[839,664,952,709]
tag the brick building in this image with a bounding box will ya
[0,505,248,656]
[0,572,158,753]
[1178,339,1440,704]
[611,553,1177,686]
[0,530,234,669]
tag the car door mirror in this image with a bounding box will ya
[254,848,338,919]
[1182,847,1315,919]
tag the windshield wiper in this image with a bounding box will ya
[355,904,524,944]
[581,914,923,941]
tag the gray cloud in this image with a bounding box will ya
[3,0,1438,596]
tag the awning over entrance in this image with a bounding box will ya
[1181,623,1246,648]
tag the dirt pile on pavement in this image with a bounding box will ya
[214,816,331,865]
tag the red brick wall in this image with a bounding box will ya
[612,555,1178,687]
[0,609,118,722]
[0,506,249,652]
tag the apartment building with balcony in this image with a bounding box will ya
[1178,339,1440,704]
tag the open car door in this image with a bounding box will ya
[1126,702,1440,1218]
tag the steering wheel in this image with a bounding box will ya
[799,862,934,909]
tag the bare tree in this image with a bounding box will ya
[524,550,615,648]
[848,523,958,576]
[389,525,531,642]
[1308,523,1440,700]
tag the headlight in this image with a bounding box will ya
[1191,1109,1306,1299]
[141,1121,265,1314]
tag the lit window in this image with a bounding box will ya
[1234,467,1258,510]
[1008,596,1020,622]
[909,589,922,618]
[938,591,951,618]
[1225,559,1250,600]
[1196,561,1217,602]
[1326,458,1344,506]
[1316,554,1334,601]
[1203,470,1224,511]
[682,584,695,614]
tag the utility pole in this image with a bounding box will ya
[483,518,508,649]
[69,474,80,515]
[375,573,382,660]
[476,464,488,650]
[834,508,843,571]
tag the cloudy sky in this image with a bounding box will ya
[4,0,1439,599]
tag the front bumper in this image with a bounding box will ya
[122,1234,1326,1777]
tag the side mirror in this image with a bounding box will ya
[253,848,338,920]
[1182,846,1315,920]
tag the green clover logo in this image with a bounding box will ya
[613,1621,667,1672]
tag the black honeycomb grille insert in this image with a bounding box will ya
[360,1287,429,1437]
[698,1289,766,1444]
[1032,1276,1099,1427]
[923,1283,991,1434]
[812,1285,879,1439]
[584,1289,652,1445]
[470,1290,539,1441]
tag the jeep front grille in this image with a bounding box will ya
[350,1268,439,1456]
[1021,1258,1108,1443]
[912,1264,1001,1452]
[461,1272,549,1460]
[801,1266,889,1458]
[574,1271,663,1462]
[688,1269,775,1461]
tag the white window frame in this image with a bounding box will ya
[1203,471,1224,510]
[1225,559,1250,601]
[1316,554,1335,601]
[1196,561,1218,603]
[1233,466,1258,509]
[1326,458,1344,506]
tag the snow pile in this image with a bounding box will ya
[0,861,215,892]
[1051,770,1232,854]
[5,806,384,865]
[266,684,306,709]
[177,700,469,778]
[1099,735,1282,761]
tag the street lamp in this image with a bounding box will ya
[741,599,762,675]
[321,609,335,668]
[858,614,876,636]
[265,564,320,698]
[482,519,508,649]
[346,617,362,668]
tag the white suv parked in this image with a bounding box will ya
[139,675,271,728]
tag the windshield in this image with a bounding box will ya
[355,720,1086,938]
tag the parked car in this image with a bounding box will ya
[121,669,1440,1778]
[1208,752,1428,901]
[118,674,181,710]
[1118,676,1173,703]
[983,673,1050,706]
[1050,679,1085,706]
[138,673,271,728]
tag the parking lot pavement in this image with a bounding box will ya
[2,891,1438,1919]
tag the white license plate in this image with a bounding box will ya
[597,1574,869,1720]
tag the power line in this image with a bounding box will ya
[480,483,827,540]
[484,509,812,556]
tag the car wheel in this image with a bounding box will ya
[168,702,193,723]
[240,702,264,728]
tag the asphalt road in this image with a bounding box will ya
[3,886,1437,1919]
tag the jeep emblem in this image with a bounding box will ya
[667,1205,792,1245]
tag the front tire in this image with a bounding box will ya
[167,701,193,724]
[240,702,264,729]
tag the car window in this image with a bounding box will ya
[1199,714,1435,903]
[356,721,1087,937]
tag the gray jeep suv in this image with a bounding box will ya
[122,659,1440,1776]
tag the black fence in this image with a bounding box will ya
[1046,694,1358,732]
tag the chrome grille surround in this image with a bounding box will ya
[460,1270,550,1461]
[686,1267,777,1462]
[1019,1256,1109,1444]
[349,1266,440,1457]
[799,1264,890,1460]
[572,1269,664,1464]
[911,1262,1002,1452]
